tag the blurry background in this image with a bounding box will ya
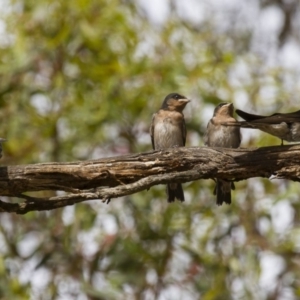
[0,0,300,299]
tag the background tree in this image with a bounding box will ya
[0,0,299,299]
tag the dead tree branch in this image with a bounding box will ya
[0,144,299,214]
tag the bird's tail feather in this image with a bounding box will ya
[216,180,231,205]
[167,183,184,203]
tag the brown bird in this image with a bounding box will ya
[150,93,190,202]
[205,103,241,205]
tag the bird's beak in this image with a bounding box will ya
[178,98,191,103]
[225,103,234,113]
[224,103,233,108]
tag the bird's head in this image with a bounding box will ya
[161,93,190,112]
[213,102,234,117]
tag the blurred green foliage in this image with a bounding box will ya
[0,0,299,299]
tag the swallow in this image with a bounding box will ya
[205,103,241,205]
[150,93,190,202]
[225,109,300,145]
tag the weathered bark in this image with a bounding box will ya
[0,144,300,214]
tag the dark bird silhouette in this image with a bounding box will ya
[222,109,300,145]
[205,103,241,205]
[150,93,190,202]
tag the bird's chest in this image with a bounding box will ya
[154,114,183,149]
[209,124,240,147]
[155,117,180,134]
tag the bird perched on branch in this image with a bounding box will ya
[205,103,241,205]
[150,93,190,202]
[226,109,300,145]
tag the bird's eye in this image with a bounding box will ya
[174,95,179,99]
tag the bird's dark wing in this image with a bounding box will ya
[204,120,213,146]
[236,109,268,121]
[236,109,300,124]
[150,114,156,149]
